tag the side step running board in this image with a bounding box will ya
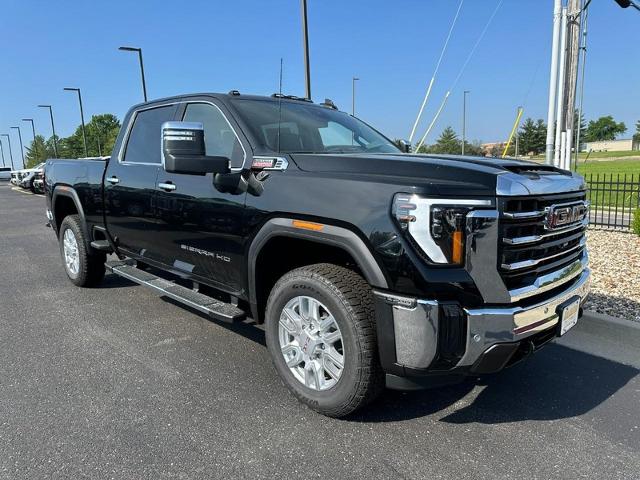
[91,240,113,252]
[105,260,246,323]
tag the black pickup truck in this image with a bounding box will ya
[44,92,590,417]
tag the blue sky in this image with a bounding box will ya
[0,0,638,154]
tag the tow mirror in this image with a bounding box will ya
[161,121,230,175]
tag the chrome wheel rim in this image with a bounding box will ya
[278,296,345,391]
[63,228,80,276]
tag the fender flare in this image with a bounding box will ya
[51,186,91,248]
[247,218,389,308]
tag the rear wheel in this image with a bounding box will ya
[265,263,384,417]
[59,215,105,287]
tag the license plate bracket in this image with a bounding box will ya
[557,296,581,336]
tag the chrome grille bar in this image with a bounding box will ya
[502,219,588,245]
[501,237,586,271]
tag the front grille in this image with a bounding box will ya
[498,191,588,291]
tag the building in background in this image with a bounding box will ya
[583,138,638,152]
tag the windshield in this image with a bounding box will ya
[232,98,400,154]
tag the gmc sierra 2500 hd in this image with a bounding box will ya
[44,92,590,417]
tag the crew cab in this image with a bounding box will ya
[44,92,590,417]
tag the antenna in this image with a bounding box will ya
[277,58,283,153]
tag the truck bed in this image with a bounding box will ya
[44,157,109,234]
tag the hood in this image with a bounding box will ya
[289,153,568,197]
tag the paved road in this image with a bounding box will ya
[1,182,639,479]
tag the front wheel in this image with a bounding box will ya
[265,263,384,417]
[59,214,106,287]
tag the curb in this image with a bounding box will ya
[583,309,640,330]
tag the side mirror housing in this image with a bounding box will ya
[398,139,412,153]
[161,121,230,175]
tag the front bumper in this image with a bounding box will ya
[374,268,590,388]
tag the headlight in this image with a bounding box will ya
[393,194,492,265]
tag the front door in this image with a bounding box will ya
[154,99,249,296]
[104,103,178,262]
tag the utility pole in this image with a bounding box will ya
[462,90,469,155]
[10,126,25,168]
[545,0,563,164]
[561,0,583,169]
[300,0,311,100]
[351,77,359,116]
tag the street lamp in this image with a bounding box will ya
[462,90,470,155]
[119,46,148,102]
[38,105,59,157]
[0,138,5,167]
[22,118,38,161]
[352,77,360,116]
[10,126,25,167]
[0,134,14,169]
[64,87,88,157]
[613,0,640,11]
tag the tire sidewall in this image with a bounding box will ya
[265,272,364,413]
[59,217,85,284]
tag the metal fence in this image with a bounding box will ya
[584,173,639,230]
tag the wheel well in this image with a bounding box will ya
[253,236,364,323]
[54,195,78,230]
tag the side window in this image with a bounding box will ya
[183,103,244,168]
[123,105,176,164]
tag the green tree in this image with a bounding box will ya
[633,120,640,146]
[24,135,55,168]
[518,118,547,155]
[430,126,461,154]
[57,114,121,158]
[463,140,484,156]
[574,110,586,133]
[583,116,626,142]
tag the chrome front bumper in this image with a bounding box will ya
[376,268,590,372]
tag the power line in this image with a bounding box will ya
[416,0,503,151]
[408,0,464,143]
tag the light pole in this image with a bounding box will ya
[462,90,470,155]
[614,0,640,11]
[0,139,5,167]
[352,77,359,116]
[64,87,88,157]
[1,134,14,169]
[300,0,311,99]
[22,118,38,161]
[119,46,148,102]
[38,105,59,157]
[10,126,25,167]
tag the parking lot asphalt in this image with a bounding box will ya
[1,181,639,479]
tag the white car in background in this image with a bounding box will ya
[0,167,11,181]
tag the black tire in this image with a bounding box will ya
[265,263,384,418]
[58,214,106,287]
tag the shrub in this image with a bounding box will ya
[633,207,640,236]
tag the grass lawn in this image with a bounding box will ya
[578,150,640,160]
[576,159,640,176]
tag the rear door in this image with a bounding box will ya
[104,102,178,262]
[153,98,249,295]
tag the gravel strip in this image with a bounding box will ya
[585,229,640,322]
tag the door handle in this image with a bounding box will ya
[158,182,176,192]
[107,176,119,184]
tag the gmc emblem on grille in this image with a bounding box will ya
[545,202,588,230]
